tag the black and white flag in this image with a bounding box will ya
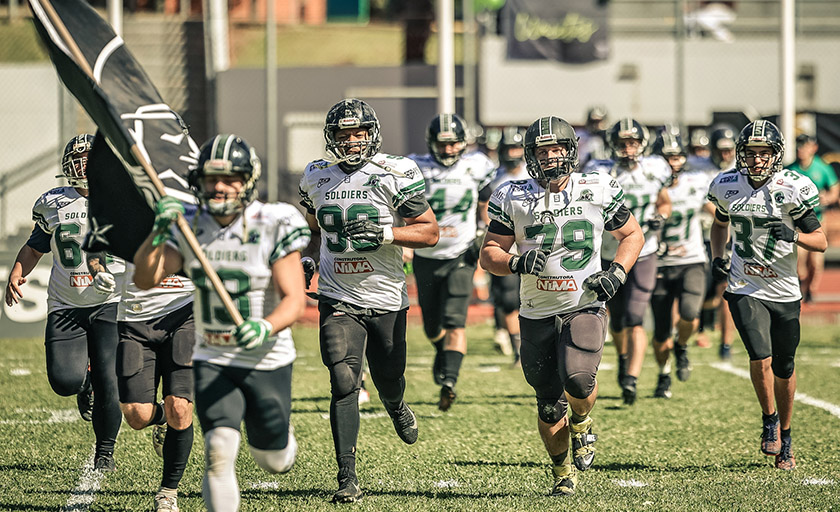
[29,0,198,261]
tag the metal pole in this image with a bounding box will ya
[780,0,796,163]
[463,0,476,126]
[107,0,122,37]
[436,0,455,114]
[9,0,19,22]
[266,0,278,202]
[675,0,686,132]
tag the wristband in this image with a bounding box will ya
[382,225,394,244]
[793,232,799,244]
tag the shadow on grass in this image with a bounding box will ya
[0,502,54,511]
[241,486,516,500]
[0,462,63,472]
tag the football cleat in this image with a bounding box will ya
[570,415,597,471]
[761,414,781,456]
[674,343,692,382]
[152,423,167,458]
[550,464,577,496]
[654,374,672,399]
[621,376,637,406]
[775,437,796,470]
[154,493,180,512]
[493,329,513,356]
[385,401,418,444]
[93,453,116,472]
[438,385,457,412]
[617,355,628,389]
[332,468,363,503]
[76,386,94,422]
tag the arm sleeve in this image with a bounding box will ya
[397,194,431,218]
[793,209,821,233]
[26,224,51,253]
[488,219,514,236]
[478,184,493,202]
[604,204,631,231]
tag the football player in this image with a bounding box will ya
[576,105,609,167]
[133,134,310,511]
[488,127,529,362]
[708,120,826,470]
[650,130,716,398]
[585,118,672,405]
[4,134,125,471]
[116,266,196,512]
[408,113,496,411]
[481,116,643,496]
[299,99,439,503]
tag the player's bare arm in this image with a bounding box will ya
[395,207,440,248]
[133,236,183,290]
[795,226,827,253]
[305,212,320,234]
[264,251,307,334]
[4,245,44,306]
[609,212,644,273]
[709,214,730,260]
[655,186,672,219]
[479,231,515,276]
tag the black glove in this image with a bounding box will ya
[712,256,730,282]
[344,219,386,245]
[509,249,549,276]
[582,262,627,302]
[646,214,666,232]
[766,221,797,243]
[301,256,317,289]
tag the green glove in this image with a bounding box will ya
[233,319,273,350]
[152,196,185,247]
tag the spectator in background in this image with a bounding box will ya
[577,106,609,167]
[790,134,840,302]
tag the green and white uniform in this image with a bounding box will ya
[118,262,194,322]
[586,156,671,259]
[171,201,311,370]
[487,170,625,319]
[409,151,495,259]
[659,170,712,267]
[299,153,426,311]
[707,169,819,302]
[31,186,125,312]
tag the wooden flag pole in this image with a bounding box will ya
[37,0,244,325]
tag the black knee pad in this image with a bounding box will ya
[330,362,359,398]
[537,398,567,424]
[565,372,596,400]
[771,356,795,379]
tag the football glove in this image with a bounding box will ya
[711,256,730,282]
[766,221,797,243]
[582,262,627,302]
[152,196,184,247]
[646,214,666,232]
[509,249,550,276]
[92,272,116,295]
[301,256,317,289]
[233,319,273,350]
[344,219,393,245]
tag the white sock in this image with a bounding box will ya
[203,427,241,512]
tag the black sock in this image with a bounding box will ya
[510,333,521,357]
[780,428,791,440]
[763,411,779,424]
[337,454,356,477]
[433,339,444,354]
[441,350,464,388]
[330,392,360,459]
[161,424,193,489]
[701,308,716,330]
[571,410,588,423]
[150,402,166,426]
[550,451,569,467]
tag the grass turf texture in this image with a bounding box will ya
[1,322,839,511]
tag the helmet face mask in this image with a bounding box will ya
[60,134,95,188]
[608,118,648,165]
[524,117,579,181]
[735,120,785,183]
[324,98,381,172]
[498,126,524,170]
[426,113,467,167]
[710,126,736,169]
[653,131,687,174]
[189,134,261,216]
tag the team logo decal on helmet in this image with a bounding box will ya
[523,116,579,181]
[189,134,261,216]
[324,98,382,172]
[735,120,785,182]
[59,133,95,188]
[426,113,467,167]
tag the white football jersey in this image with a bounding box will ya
[488,170,625,319]
[31,186,125,312]
[118,262,194,322]
[299,153,426,311]
[171,201,311,370]
[408,152,495,259]
[707,169,819,302]
[585,156,671,259]
[490,163,530,193]
[659,170,712,267]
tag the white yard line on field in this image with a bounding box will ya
[0,408,79,425]
[59,445,103,512]
[10,368,31,376]
[711,362,840,419]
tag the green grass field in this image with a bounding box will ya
[1,321,839,511]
